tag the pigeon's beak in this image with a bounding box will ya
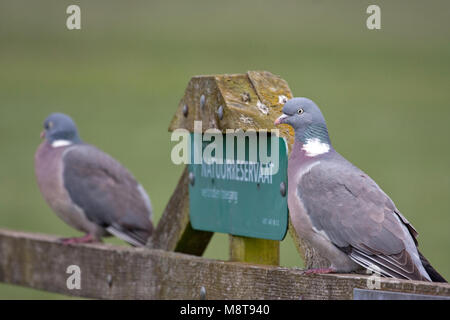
[274,114,288,126]
[40,130,45,139]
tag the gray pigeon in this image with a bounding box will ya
[275,97,446,282]
[35,113,153,246]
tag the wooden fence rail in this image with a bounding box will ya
[0,229,449,300]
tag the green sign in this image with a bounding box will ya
[188,133,288,240]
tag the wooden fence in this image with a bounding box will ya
[1,229,449,299]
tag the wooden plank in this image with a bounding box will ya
[147,167,213,255]
[229,235,279,266]
[0,229,449,300]
[168,71,294,134]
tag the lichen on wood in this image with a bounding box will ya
[168,71,293,136]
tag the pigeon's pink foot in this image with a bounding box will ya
[60,234,97,245]
[302,267,336,275]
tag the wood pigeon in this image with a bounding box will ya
[275,97,446,282]
[35,113,154,246]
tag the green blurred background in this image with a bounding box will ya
[0,0,449,299]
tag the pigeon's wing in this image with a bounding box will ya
[62,144,153,246]
[298,159,430,281]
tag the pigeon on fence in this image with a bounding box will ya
[35,113,153,246]
[275,97,446,282]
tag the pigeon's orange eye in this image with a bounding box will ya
[298,108,304,115]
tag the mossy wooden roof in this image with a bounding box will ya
[169,71,295,149]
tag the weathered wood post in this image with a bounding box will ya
[148,70,329,268]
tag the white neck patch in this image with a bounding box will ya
[51,140,72,148]
[302,138,330,157]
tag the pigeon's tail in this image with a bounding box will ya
[107,223,153,247]
[419,251,447,283]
